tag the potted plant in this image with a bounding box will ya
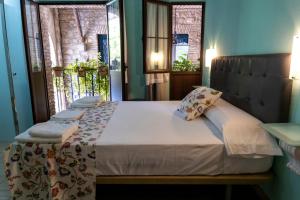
[77,68,86,77]
[52,66,64,77]
[98,63,108,77]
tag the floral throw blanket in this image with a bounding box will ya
[3,102,118,200]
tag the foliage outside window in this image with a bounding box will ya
[52,53,109,106]
[172,54,201,72]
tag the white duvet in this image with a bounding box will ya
[96,101,273,175]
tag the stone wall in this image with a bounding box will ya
[58,8,107,66]
[40,6,58,115]
[172,5,203,64]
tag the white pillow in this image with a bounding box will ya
[204,98,282,157]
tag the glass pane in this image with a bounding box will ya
[158,4,168,38]
[158,39,168,69]
[107,0,123,101]
[108,2,121,71]
[146,38,168,71]
[172,5,203,71]
[146,38,156,71]
[25,1,43,72]
[147,2,157,37]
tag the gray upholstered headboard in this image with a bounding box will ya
[210,53,292,123]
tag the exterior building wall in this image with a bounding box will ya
[40,6,57,115]
[59,8,107,66]
[172,5,203,64]
[40,6,107,114]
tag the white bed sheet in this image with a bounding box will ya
[96,101,272,175]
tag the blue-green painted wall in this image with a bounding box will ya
[0,1,16,142]
[202,1,300,200]
[4,0,33,133]
[0,0,33,142]
[1,0,300,199]
[203,0,241,85]
[124,0,146,99]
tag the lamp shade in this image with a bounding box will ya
[205,48,217,67]
[290,35,300,79]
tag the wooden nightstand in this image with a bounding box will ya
[261,123,300,146]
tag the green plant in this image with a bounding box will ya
[172,54,200,72]
[53,53,110,103]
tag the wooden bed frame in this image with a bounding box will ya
[96,173,273,200]
[96,172,273,185]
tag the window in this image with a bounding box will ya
[98,34,109,64]
[143,1,205,73]
[172,4,204,72]
[144,0,170,73]
[172,34,189,61]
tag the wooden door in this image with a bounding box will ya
[106,0,126,101]
[22,0,50,123]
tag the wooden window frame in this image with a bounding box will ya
[143,0,206,74]
[143,0,172,74]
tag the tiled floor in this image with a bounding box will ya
[0,143,10,200]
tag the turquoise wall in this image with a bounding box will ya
[4,0,33,132]
[203,0,240,85]
[202,0,300,200]
[0,0,34,142]
[2,0,300,199]
[124,0,146,99]
[0,1,16,142]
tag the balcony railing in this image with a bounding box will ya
[52,67,109,112]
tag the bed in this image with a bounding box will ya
[96,101,273,176]
[95,53,292,185]
[4,53,292,199]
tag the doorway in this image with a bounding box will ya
[22,0,126,120]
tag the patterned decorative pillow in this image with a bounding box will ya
[177,86,222,121]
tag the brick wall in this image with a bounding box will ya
[172,5,203,64]
[59,8,107,66]
[40,6,57,115]
[40,6,107,114]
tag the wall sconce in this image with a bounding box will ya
[151,52,163,68]
[205,48,217,68]
[290,35,300,79]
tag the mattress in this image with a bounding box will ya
[96,101,273,175]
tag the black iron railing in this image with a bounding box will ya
[52,67,109,112]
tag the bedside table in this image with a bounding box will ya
[261,123,300,146]
[262,123,300,175]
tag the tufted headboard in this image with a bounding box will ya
[210,53,292,123]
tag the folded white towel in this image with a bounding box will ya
[76,96,101,104]
[29,121,78,139]
[15,131,70,144]
[52,110,86,120]
[70,101,102,108]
